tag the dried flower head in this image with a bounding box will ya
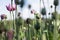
[26,18,31,24]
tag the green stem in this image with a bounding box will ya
[53,20,57,40]
[16,26,19,40]
[27,24,31,40]
[55,6,56,13]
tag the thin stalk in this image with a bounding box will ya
[13,13,15,30]
[42,0,45,8]
[14,5,18,40]
[11,0,15,40]
[32,20,35,36]
[16,26,19,40]
[53,10,57,40]
[53,20,57,40]
[46,16,49,40]
[55,6,56,13]
[10,11,12,29]
[40,17,42,40]
[28,24,30,40]
[53,6,57,40]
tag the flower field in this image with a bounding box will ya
[0,0,60,40]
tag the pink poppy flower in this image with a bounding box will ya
[6,4,16,11]
[12,4,16,11]
[6,4,12,11]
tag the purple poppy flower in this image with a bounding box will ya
[0,14,7,20]
[1,14,5,20]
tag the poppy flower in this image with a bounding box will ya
[1,14,7,20]
[1,14,5,19]
[6,4,16,11]
[6,4,12,11]
[12,4,16,11]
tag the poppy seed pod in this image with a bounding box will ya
[26,18,31,24]
[34,21,40,31]
[18,12,21,16]
[28,4,31,9]
[52,13,55,20]
[50,5,53,8]
[41,8,46,15]
[36,16,40,19]
[48,13,50,15]
[15,0,21,5]
[54,0,59,6]
[31,10,33,13]
[20,0,24,8]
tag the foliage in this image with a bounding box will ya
[15,17,22,26]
